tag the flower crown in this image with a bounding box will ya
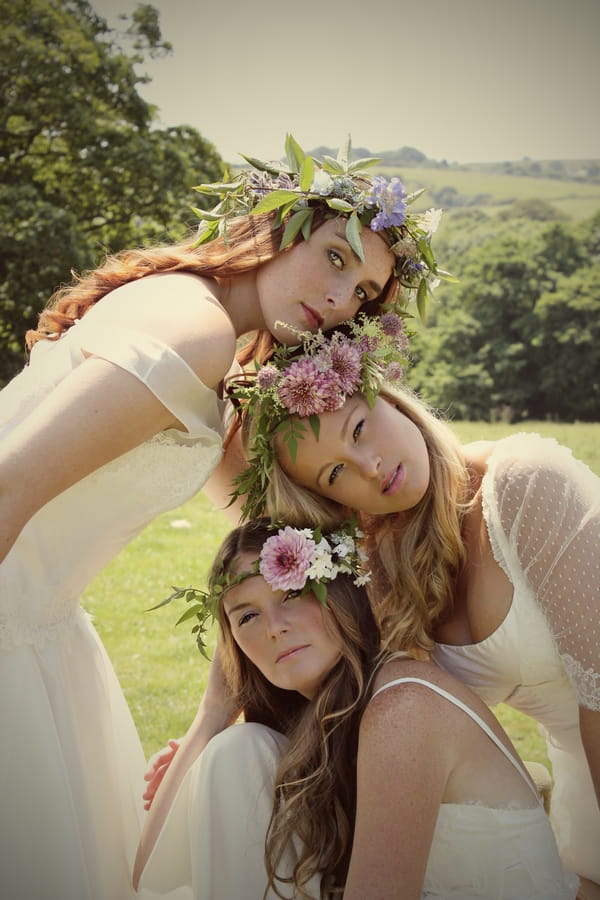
[155,519,369,657]
[228,313,410,521]
[193,134,450,312]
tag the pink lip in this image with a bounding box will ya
[301,304,324,329]
[276,645,309,664]
[382,464,405,496]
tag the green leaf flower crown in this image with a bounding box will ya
[228,312,411,522]
[155,518,369,657]
[192,133,453,316]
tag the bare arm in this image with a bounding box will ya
[202,426,246,524]
[343,686,447,900]
[133,642,241,889]
[0,278,237,563]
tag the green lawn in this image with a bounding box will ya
[83,421,600,768]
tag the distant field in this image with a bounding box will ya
[377,164,600,221]
[84,422,599,769]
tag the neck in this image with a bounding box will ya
[215,272,265,338]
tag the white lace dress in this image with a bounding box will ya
[0,315,227,900]
[432,432,600,882]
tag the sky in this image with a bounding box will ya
[91,0,600,167]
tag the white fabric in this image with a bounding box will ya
[432,432,600,881]
[140,723,323,900]
[0,318,230,899]
[371,677,578,899]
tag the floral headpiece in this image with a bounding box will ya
[156,519,369,657]
[229,312,410,521]
[193,134,450,312]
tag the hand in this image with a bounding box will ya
[143,739,181,811]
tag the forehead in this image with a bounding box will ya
[223,553,273,613]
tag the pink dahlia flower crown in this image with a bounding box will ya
[154,518,369,657]
[228,312,410,521]
[192,133,453,315]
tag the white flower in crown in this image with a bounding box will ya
[310,169,334,195]
[307,538,338,581]
[417,207,443,236]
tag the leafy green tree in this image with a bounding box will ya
[0,0,223,385]
[410,214,600,421]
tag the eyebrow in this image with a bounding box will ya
[334,228,385,298]
[315,399,360,488]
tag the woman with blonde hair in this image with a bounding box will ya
[136,517,578,899]
[208,317,599,891]
[0,135,444,900]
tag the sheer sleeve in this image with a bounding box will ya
[483,433,600,710]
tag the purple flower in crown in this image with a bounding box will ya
[366,176,407,231]
[277,357,341,416]
[380,312,405,338]
[256,364,280,390]
[248,171,278,197]
[384,361,405,382]
[259,527,316,591]
[317,338,362,396]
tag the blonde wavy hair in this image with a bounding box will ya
[247,385,471,652]
[210,518,381,899]
[26,208,398,368]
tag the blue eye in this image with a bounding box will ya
[238,611,257,626]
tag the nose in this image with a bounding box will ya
[266,607,290,640]
[357,448,382,479]
[325,281,359,319]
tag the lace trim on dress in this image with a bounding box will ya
[561,654,600,710]
[0,609,92,650]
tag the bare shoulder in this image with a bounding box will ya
[87,273,237,388]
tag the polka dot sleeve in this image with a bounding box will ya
[483,433,600,710]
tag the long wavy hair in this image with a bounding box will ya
[251,385,471,651]
[26,207,398,368]
[210,518,381,898]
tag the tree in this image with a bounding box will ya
[0,0,223,385]
[409,214,600,421]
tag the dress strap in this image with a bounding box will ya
[370,676,541,804]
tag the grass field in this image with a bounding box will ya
[83,420,600,768]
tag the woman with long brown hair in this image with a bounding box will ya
[136,518,577,899]
[0,136,443,900]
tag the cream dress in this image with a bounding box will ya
[140,679,578,899]
[433,432,600,882]
[0,310,228,900]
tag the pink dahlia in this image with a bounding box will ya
[318,340,362,396]
[277,357,338,416]
[259,527,315,591]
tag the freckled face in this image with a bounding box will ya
[277,395,431,515]
[255,218,394,344]
[223,553,343,699]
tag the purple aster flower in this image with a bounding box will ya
[384,362,405,382]
[248,171,278,197]
[259,527,315,591]
[317,339,362,396]
[366,176,407,231]
[358,335,380,353]
[277,357,338,416]
[256,364,280,390]
[380,312,405,337]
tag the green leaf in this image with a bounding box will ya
[308,414,320,441]
[325,197,355,213]
[251,189,300,215]
[280,208,313,249]
[193,181,241,194]
[285,134,306,172]
[416,277,428,322]
[345,212,365,262]
[301,209,315,240]
[320,156,345,174]
[348,157,381,172]
[239,154,288,177]
[191,207,223,222]
[312,580,328,605]
[338,135,352,168]
[299,156,315,192]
